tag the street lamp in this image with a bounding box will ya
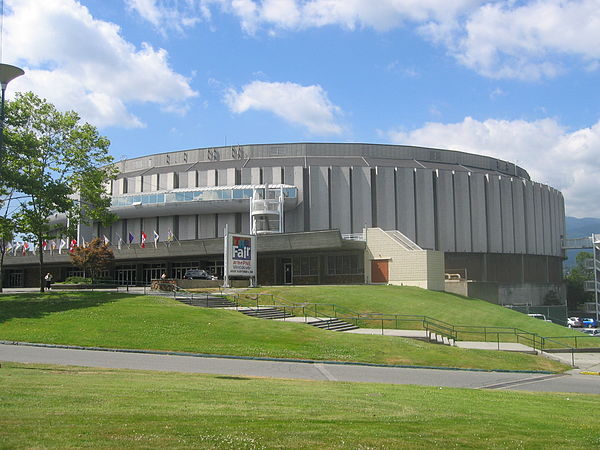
[0,63,24,166]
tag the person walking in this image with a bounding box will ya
[44,273,53,290]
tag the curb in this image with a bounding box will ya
[0,340,555,375]
[580,371,600,376]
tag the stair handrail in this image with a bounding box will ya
[235,292,580,357]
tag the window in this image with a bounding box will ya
[283,188,297,199]
[327,255,363,275]
[171,262,200,279]
[293,256,319,276]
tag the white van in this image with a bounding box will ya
[527,313,552,323]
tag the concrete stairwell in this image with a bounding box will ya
[240,307,294,320]
[175,295,237,308]
[306,318,359,332]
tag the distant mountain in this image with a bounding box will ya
[564,217,600,269]
[565,217,600,239]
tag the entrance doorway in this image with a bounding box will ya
[283,262,293,284]
[7,270,24,287]
[116,265,136,285]
[371,259,389,283]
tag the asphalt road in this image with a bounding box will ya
[1,343,599,394]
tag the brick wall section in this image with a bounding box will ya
[365,228,445,291]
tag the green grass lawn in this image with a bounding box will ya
[0,292,567,372]
[1,362,598,449]
[246,285,594,345]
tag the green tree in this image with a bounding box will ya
[0,210,15,292]
[70,238,115,283]
[565,251,594,310]
[4,92,116,292]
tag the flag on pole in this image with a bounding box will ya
[5,242,13,253]
[14,242,22,256]
[140,231,147,248]
[42,241,48,252]
[50,240,57,255]
[116,233,123,251]
[103,235,110,246]
[128,232,134,246]
[23,242,29,256]
[81,236,86,248]
[69,238,77,253]
[30,242,36,255]
[59,239,66,255]
[166,228,180,246]
[153,230,159,248]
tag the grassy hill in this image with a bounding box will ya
[246,285,592,344]
[0,292,567,372]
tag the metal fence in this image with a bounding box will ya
[504,305,568,326]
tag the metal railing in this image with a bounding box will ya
[231,293,459,344]
[562,237,593,249]
[74,286,582,366]
[226,292,588,365]
[341,232,366,241]
[384,230,422,250]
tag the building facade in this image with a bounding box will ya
[4,143,566,304]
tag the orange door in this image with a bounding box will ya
[371,260,389,283]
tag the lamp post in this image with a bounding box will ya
[594,235,600,323]
[0,63,24,167]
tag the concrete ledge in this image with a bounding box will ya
[52,284,118,290]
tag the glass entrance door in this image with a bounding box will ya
[283,262,293,284]
[116,266,137,285]
[8,270,24,287]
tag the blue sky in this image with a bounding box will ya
[3,0,600,217]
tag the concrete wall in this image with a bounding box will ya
[351,167,372,233]
[309,166,330,230]
[110,145,565,261]
[365,228,445,290]
[414,169,435,250]
[395,168,416,242]
[445,280,565,306]
[330,167,351,234]
[375,166,396,230]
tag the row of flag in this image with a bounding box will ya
[4,238,78,256]
[113,229,177,250]
[3,229,178,256]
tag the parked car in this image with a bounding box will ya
[580,328,600,336]
[582,317,599,328]
[567,317,582,328]
[183,269,216,280]
[527,313,552,323]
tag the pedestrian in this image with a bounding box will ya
[44,272,53,290]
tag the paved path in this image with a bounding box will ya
[2,343,599,394]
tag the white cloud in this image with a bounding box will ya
[225,80,343,134]
[387,117,600,217]
[203,0,477,33]
[198,0,600,80]
[3,0,197,128]
[126,0,163,27]
[125,0,202,33]
[453,0,600,80]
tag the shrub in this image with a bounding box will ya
[62,276,92,285]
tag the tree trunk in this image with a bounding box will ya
[0,248,5,293]
[38,237,45,293]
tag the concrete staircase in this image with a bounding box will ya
[306,318,359,332]
[240,307,294,320]
[176,295,237,308]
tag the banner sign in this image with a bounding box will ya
[224,233,256,278]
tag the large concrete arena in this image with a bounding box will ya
[4,142,565,305]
